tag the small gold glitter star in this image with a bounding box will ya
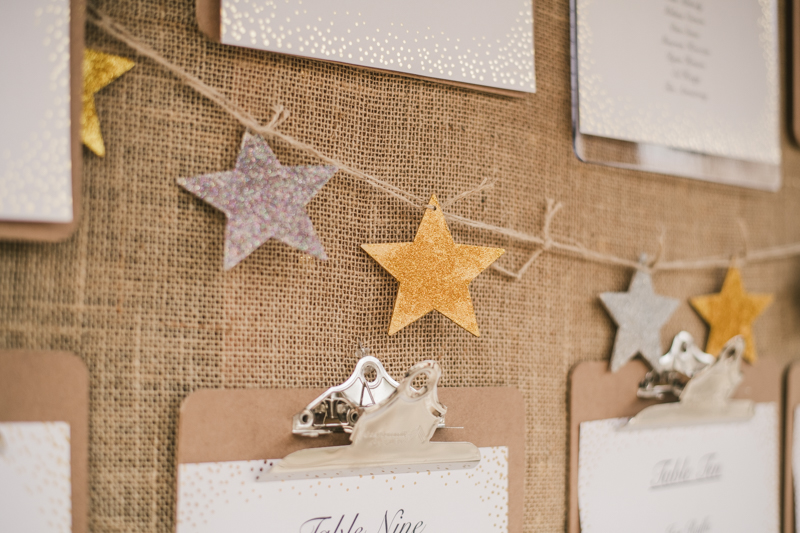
[690,267,773,364]
[82,49,134,157]
[362,195,504,336]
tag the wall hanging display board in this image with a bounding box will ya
[0,350,89,533]
[0,0,84,241]
[568,359,783,533]
[7,0,800,531]
[570,0,781,190]
[176,386,524,532]
[196,0,535,96]
[785,362,800,533]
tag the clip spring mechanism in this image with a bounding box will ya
[627,332,753,429]
[637,331,716,400]
[265,359,479,480]
[292,347,446,437]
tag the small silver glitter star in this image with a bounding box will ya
[599,270,679,372]
[178,132,337,269]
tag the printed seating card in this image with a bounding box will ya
[176,387,524,532]
[572,0,780,190]
[178,446,509,532]
[580,404,779,532]
[196,0,535,95]
[0,350,89,533]
[0,0,83,240]
[0,422,72,532]
[793,0,800,145]
[568,359,782,533]
[784,362,800,533]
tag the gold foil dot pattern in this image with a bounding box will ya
[0,0,72,222]
[176,446,509,531]
[221,0,535,92]
[0,422,72,533]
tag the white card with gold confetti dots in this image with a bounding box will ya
[0,422,72,533]
[176,446,509,532]
[0,0,73,222]
[217,0,535,93]
[792,406,800,532]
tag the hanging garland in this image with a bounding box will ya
[86,6,800,280]
[82,6,787,354]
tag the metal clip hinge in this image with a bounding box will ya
[292,346,446,437]
[263,360,480,481]
[627,333,754,429]
[637,331,716,400]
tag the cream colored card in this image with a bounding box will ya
[176,446,509,532]
[204,0,535,93]
[579,403,779,533]
[575,0,779,166]
[793,406,800,533]
[1,0,73,222]
[0,422,72,533]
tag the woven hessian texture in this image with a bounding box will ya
[2,0,800,531]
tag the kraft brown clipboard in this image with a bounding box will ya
[783,362,800,533]
[194,0,525,98]
[0,350,89,533]
[567,358,783,533]
[0,0,84,242]
[177,386,525,532]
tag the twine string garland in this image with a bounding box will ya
[87,6,800,277]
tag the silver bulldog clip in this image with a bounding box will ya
[637,331,717,400]
[293,347,400,437]
[292,346,445,437]
[262,359,480,481]
[626,333,754,429]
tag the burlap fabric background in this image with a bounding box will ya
[2,0,800,531]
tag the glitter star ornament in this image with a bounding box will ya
[690,267,773,364]
[82,49,134,157]
[599,270,679,372]
[362,195,504,336]
[178,132,337,269]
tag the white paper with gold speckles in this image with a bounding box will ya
[578,403,779,533]
[0,0,73,222]
[576,0,779,166]
[0,422,72,533]
[219,0,535,93]
[792,406,800,533]
[176,446,509,532]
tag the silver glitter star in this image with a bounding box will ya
[178,132,337,269]
[599,270,679,372]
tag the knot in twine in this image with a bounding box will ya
[490,198,562,280]
[540,198,561,252]
[732,219,750,267]
[265,105,291,131]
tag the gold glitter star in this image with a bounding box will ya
[362,195,504,336]
[690,267,773,364]
[82,49,134,157]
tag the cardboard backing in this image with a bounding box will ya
[0,0,84,242]
[567,358,783,533]
[177,386,525,532]
[0,350,89,533]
